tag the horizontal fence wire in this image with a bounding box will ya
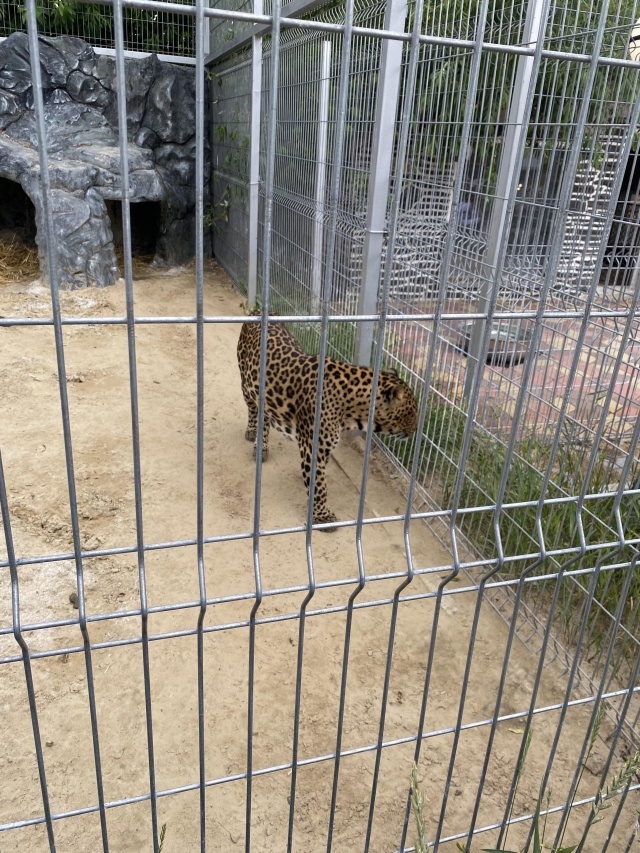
[1,0,640,851]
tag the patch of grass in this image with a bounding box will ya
[410,394,640,649]
[410,709,640,852]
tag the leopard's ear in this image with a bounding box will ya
[382,384,406,404]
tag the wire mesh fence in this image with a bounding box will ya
[2,0,640,850]
[0,0,196,58]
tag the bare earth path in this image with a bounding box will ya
[0,266,635,852]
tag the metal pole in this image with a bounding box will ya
[202,0,210,56]
[193,0,208,846]
[247,0,263,308]
[24,1,110,848]
[463,0,547,399]
[311,40,332,315]
[354,0,408,366]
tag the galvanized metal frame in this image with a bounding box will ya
[247,4,263,308]
[462,0,549,399]
[2,0,640,851]
[353,0,407,367]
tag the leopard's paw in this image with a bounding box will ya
[313,511,338,532]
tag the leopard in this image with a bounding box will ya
[237,319,419,528]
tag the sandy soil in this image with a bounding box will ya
[0,265,636,852]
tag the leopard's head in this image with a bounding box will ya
[374,371,419,438]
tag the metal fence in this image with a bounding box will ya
[0,0,196,59]
[2,0,640,850]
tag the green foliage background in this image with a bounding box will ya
[0,0,195,55]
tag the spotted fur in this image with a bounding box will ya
[237,320,419,527]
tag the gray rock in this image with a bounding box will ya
[5,102,118,153]
[155,140,196,185]
[102,54,161,133]
[0,34,206,288]
[0,33,32,75]
[53,191,92,237]
[92,54,116,91]
[34,39,73,88]
[42,36,94,72]
[156,215,196,266]
[0,68,32,95]
[134,127,161,149]
[67,70,111,108]
[0,33,74,90]
[0,90,23,123]
[143,66,195,144]
[48,88,72,105]
[128,169,164,202]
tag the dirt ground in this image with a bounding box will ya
[0,264,637,852]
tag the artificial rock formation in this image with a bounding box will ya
[0,33,205,288]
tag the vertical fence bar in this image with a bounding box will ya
[311,39,331,316]
[289,2,355,848]
[397,0,501,847]
[600,641,640,853]
[559,556,638,850]
[247,0,263,308]
[202,0,210,56]
[194,0,208,847]
[407,3,552,848]
[246,0,282,848]
[493,2,632,842]
[463,0,548,400]
[354,0,408,367]
[0,453,56,852]
[112,1,159,847]
[544,105,640,841]
[351,0,427,845]
[23,4,110,848]
[542,287,640,851]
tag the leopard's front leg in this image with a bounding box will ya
[243,393,270,461]
[297,426,337,529]
[253,418,270,461]
[244,397,258,443]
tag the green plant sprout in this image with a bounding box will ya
[410,710,639,853]
[158,822,167,853]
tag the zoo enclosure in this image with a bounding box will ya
[209,0,640,842]
[211,0,640,699]
[0,0,640,852]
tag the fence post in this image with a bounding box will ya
[463,0,547,400]
[203,0,210,56]
[311,40,332,316]
[354,0,408,367]
[247,0,263,308]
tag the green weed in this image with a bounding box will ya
[411,712,640,852]
[414,395,640,649]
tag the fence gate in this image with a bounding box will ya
[1,0,640,851]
